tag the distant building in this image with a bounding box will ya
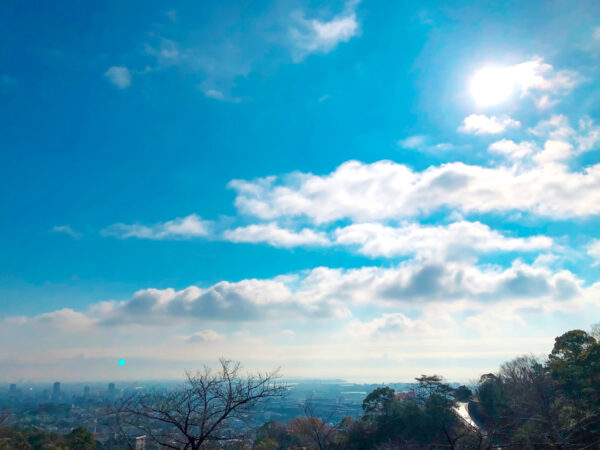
[108,383,116,396]
[396,388,415,401]
[83,386,91,397]
[134,435,147,450]
[52,382,61,401]
[9,384,16,394]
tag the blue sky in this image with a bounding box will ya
[2,0,600,382]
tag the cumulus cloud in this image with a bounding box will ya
[529,115,575,140]
[510,58,578,97]
[289,1,360,61]
[222,220,551,259]
[333,221,552,259]
[224,223,330,248]
[533,140,573,164]
[31,308,96,332]
[105,66,131,89]
[574,118,600,152]
[459,114,521,135]
[488,139,537,159]
[529,115,600,154]
[229,160,600,222]
[6,260,583,332]
[102,214,212,240]
[588,240,600,266]
[90,276,351,326]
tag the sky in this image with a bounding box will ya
[1,0,600,383]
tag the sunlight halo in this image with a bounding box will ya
[470,66,515,106]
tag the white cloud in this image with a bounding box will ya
[289,1,360,61]
[575,118,600,152]
[397,135,455,152]
[346,313,439,339]
[333,221,552,259]
[222,220,552,259]
[510,58,578,97]
[528,114,575,140]
[52,225,81,239]
[533,253,560,268]
[32,308,96,332]
[89,274,351,325]
[398,135,427,149]
[102,214,212,240]
[529,115,600,155]
[224,223,329,248]
[459,114,521,135]
[533,140,573,164]
[6,259,583,332]
[229,160,600,222]
[488,139,536,159]
[470,58,578,108]
[205,89,224,100]
[588,240,600,266]
[139,3,360,98]
[4,257,595,382]
[104,66,131,89]
[464,311,526,336]
[145,38,180,63]
[184,329,224,343]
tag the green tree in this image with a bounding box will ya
[254,437,278,450]
[64,427,95,450]
[548,330,596,400]
[477,373,507,421]
[362,387,395,418]
[414,375,453,405]
[453,385,472,402]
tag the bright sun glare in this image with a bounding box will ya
[470,66,515,106]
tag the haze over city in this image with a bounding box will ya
[2,0,600,384]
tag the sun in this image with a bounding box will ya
[469,66,515,106]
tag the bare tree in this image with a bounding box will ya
[590,322,600,342]
[288,398,338,450]
[114,359,286,450]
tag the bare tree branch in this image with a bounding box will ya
[113,359,286,450]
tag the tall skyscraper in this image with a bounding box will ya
[108,382,116,399]
[52,382,61,401]
[83,385,91,397]
[9,384,16,394]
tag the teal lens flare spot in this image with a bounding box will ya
[118,359,126,366]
